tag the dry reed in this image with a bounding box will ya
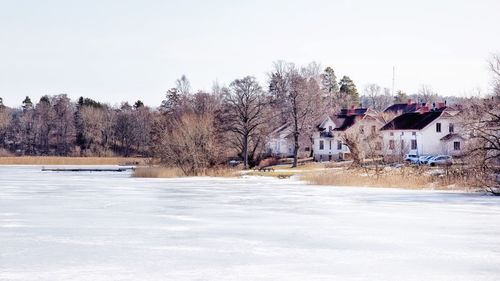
[301,167,467,190]
[132,166,239,178]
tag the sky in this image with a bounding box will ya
[0,0,499,107]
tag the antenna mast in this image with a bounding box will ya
[392,66,395,96]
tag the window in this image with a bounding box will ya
[375,142,382,150]
[371,125,376,134]
[411,139,417,150]
[401,140,405,149]
[412,132,416,136]
[401,132,404,136]
[319,140,324,150]
[337,140,342,150]
[454,141,461,150]
[328,126,332,131]
[436,123,441,132]
[389,140,395,149]
[329,140,332,150]
[390,132,394,136]
[449,123,454,133]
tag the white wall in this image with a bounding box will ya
[382,115,462,156]
[312,116,384,161]
[313,134,349,161]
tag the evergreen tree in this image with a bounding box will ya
[134,100,144,109]
[339,76,359,105]
[22,96,33,111]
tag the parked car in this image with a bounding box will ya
[228,159,241,166]
[404,154,420,164]
[418,155,434,165]
[428,155,453,166]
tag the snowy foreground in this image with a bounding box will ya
[1,166,500,281]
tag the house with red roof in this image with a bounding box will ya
[312,107,386,161]
[380,105,463,157]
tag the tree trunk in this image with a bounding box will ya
[292,132,299,168]
[243,134,249,169]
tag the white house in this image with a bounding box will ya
[265,123,294,157]
[312,108,386,161]
[380,106,463,157]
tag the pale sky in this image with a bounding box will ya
[1,0,499,107]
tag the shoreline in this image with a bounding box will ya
[0,160,481,193]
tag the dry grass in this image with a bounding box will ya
[301,167,469,190]
[0,156,148,165]
[273,162,330,171]
[132,166,239,178]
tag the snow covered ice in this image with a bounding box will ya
[1,166,500,281]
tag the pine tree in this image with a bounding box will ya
[339,76,359,106]
[22,96,33,111]
[134,100,144,109]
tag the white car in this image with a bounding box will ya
[428,155,453,166]
[418,155,434,164]
[404,154,420,164]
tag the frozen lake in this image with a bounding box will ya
[1,166,500,281]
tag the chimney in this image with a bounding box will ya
[418,106,429,113]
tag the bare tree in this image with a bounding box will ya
[0,101,11,150]
[489,53,500,96]
[33,96,54,154]
[459,54,500,194]
[160,113,223,175]
[269,61,324,167]
[114,103,137,156]
[362,84,393,111]
[222,76,267,169]
[414,85,439,104]
[52,95,75,155]
[176,75,191,96]
[461,96,499,194]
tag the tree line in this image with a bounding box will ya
[0,59,498,178]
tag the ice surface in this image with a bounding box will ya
[1,166,499,281]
